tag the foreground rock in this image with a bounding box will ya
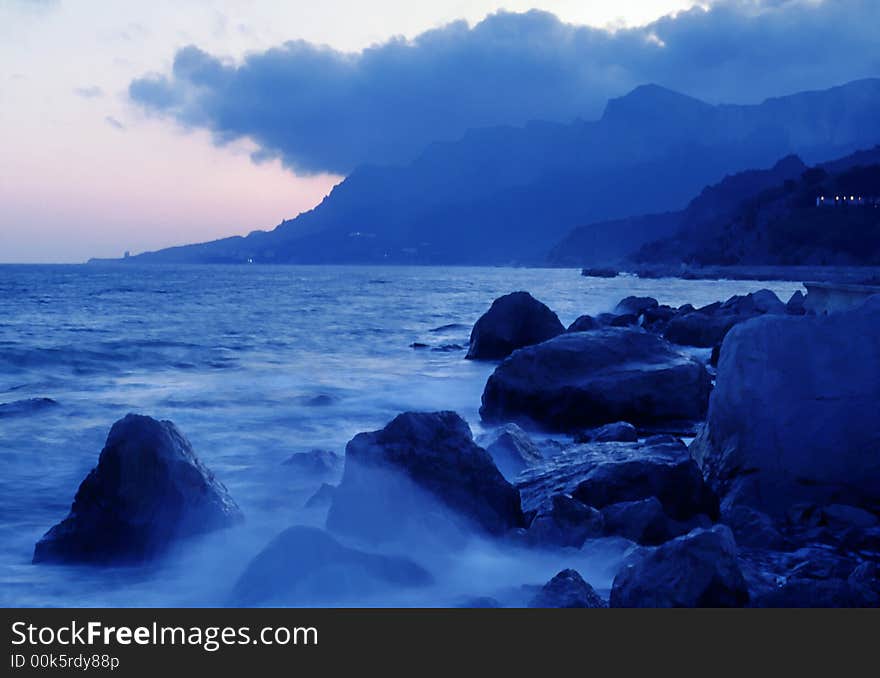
[529,569,607,608]
[692,296,880,516]
[33,414,243,564]
[610,525,749,607]
[466,292,564,360]
[571,435,718,521]
[479,423,543,480]
[481,329,711,432]
[327,412,525,542]
[230,526,432,606]
[517,436,718,547]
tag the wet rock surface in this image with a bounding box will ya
[466,291,564,360]
[480,329,711,432]
[33,414,243,565]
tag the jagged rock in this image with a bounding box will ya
[33,414,242,564]
[282,449,342,476]
[466,291,564,360]
[230,526,432,606]
[567,315,598,332]
[326,412,524,542]
[479,423,543,480]
[691,296,880,516]
[610,525,749,607]
[526,494,604,548]
[517,437,713,516]
[615,296,659,317]
[529,569,607,608]
[574,421,638,444]
[571,436,718,521]
[480,329,711,432]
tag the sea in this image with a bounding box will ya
[0,264,802,607]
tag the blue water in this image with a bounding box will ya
[0,265,802,607]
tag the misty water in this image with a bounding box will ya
[0,265,802,607]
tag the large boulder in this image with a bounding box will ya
[691,296,880,516]
[326,411,525,542]
[479,423,543,480]
[480,329,711,432]
[466,292,564,360]
[230,526,432,606]
[529,569,607,608]
[33,414,243,564]
[610,525,749,607]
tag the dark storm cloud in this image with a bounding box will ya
[129,0,880,175]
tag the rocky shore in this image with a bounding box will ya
[30,284,880,607]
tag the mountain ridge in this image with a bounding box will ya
[99,78,880,266]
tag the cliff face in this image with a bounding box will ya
[116,79,880,266]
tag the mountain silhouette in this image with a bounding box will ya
[105,78,880,265]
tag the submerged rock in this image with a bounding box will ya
[230,526,432,606]
[691,296,880,516]
[610,525,749,608]
[33,414,243,565]
[466,291,564,360]
[326,411,525,542]
[480,329,711,432]
[529,569,607,608]
[480,423,543,480]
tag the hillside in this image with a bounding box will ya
[630,147,880,267]
[105,79,880,266]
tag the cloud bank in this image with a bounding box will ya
[129,0,880,175]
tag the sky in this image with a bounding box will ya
[1,0,878,263]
